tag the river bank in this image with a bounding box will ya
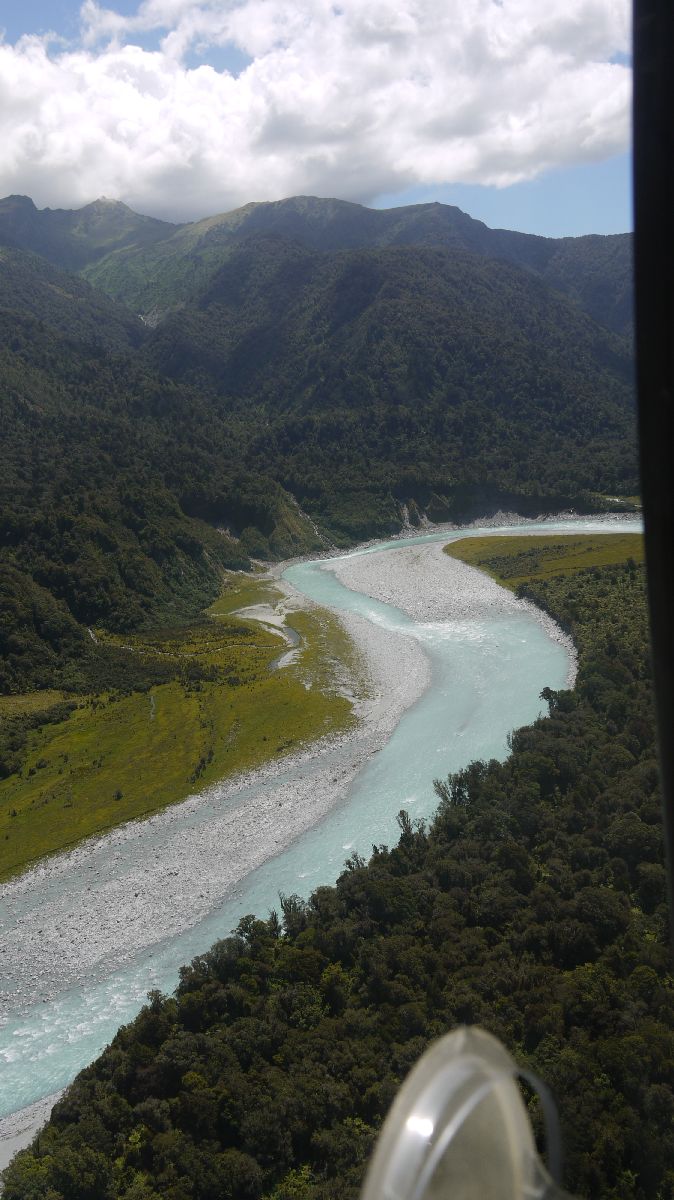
[1,532,581,1010]
[0,525,589,1171]
[0,1096,60,1173]
[325,539,578,687]
[0,570,429,1168]
[0,613,427,1014]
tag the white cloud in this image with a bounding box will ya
[0,0,631,220]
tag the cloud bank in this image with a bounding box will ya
[0,0,630,221]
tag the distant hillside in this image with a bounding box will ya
[87,196,634,338]
[0,194,633,336]
[0,243,142,351]
[135,234,635,539]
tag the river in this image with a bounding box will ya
[0,517,641,1160]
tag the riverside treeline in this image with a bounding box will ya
[4,553,670,1200]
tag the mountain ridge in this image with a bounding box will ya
[0,193,179,273]
[0,193,633,336]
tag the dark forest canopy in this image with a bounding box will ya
[0,197,638,694]
[2,561,667,1200]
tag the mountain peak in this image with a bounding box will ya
[0,193,179,270]
[86,196,129,209]
[0,194,38,214]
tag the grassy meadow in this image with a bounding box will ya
[0,573,362,882]
[444,531,644,589]
[2,532,645,883]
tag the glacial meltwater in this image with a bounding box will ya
[0,519,641,1136]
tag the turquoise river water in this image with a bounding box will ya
[0,518,641,1124]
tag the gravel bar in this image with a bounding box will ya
[0,535,576,1167]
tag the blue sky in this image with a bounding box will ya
[374,153,632,239]
[0,0,632,236]
[0,0,141,41]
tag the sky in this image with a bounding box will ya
[0,0,632,236]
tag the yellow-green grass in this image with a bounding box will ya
[444,532,645,590]
[0,690,66,716]
[208,570,280,617]
[0,575,361,882]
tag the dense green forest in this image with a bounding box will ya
[4,555,667,1200]
[0,245,323,696]
[0,196,638,698]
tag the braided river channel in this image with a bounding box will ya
[0,518,641,1149]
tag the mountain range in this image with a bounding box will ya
[0,192,633,336]
[0,192,637,690]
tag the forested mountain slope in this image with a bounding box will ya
[0,249,323,692]
[85,196,634,338]
[0,194,178,273]
[3,560,667,1200]
[0,196,638,693]
[0,244,141,351]
[137,235,635,541]
[0,194,632,336]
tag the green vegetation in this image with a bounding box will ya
[444,531,644,589]
[1,193,629,337]
[0,195,177,274]
[0,246,326,695]
[4,544,668,1200]
[127,199,631,336]
[138,237,636,526]
[0,573,359,882]
[0,194,649,1195]
[1,195,639,706]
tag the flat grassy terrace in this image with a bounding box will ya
[0,573,362,883]
[444,531,644,590]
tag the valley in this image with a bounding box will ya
[0,521,583,1125]
[0,191,660,1199]
[0,193,643,887]
[0,521,658,1200]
